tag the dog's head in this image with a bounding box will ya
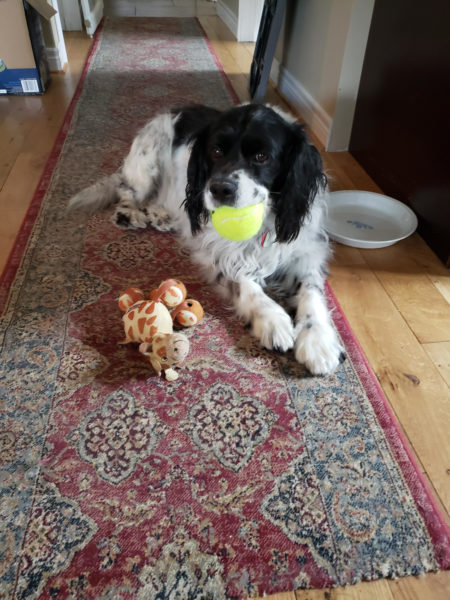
[184,104,326,243]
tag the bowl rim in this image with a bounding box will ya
[325,189,418,248]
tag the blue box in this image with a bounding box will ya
[0,1,51,95]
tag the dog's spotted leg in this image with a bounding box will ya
[112,113,175,229]
[113,202,178,232]
[232,279,294,352]
[293,278,345,375]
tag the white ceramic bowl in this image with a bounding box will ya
[325,190,418,249]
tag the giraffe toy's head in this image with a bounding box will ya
[139,333,189,382]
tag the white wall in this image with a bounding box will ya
[217,0,238,37]
[219,0,238,17]
[217,0,263,42]
[272,0,374,150]
[282,0,353,118]
[325,0,375,150]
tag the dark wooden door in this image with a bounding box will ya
[350,0,450,265]
[249,0,286,102]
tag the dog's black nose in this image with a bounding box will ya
[209,179,237,205]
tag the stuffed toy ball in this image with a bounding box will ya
[149,278,187,307]
[171,299,204,328]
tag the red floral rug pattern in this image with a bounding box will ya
[1,18,449,600]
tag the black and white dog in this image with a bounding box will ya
[70,103,344,375]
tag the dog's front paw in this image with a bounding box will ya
[295,324,344,376]
[113,206,148,229]
[252,309,294,353]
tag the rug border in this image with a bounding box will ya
[1,15,448,573]
[0,22,104,314]
[195,17,241,105]
[197,17,450,567]
[326,282,450,568]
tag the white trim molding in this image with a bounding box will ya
[57,0,83,30]
[217,0,263,42]
[237,0,263,42]
[46,47,64,71]
[271,59,332,148]
[217,1,238,39]
[46,0,68,70]
[80,0,104,37]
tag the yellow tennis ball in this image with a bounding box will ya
[211,202,265,241]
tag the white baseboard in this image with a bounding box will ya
[269,57,280,88]
[217,0,238,39]
[270,59,331,147]
[104,1,212,17]
[46,47,66,71]
[104,1,135,16]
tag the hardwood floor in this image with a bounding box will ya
[0,31,93,274]
[1,15,448,600]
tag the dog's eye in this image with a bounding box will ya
[210,146,223,160]
[255,152,268,163]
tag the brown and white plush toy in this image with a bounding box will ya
[149,279,204,328]
[138,334,189,382]
[118,280,202,381]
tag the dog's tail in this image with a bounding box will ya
[68,173,122,212]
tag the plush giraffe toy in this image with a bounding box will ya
[118,279,203,381]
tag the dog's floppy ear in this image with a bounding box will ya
[184,127,211,235]
[273,124,327,243]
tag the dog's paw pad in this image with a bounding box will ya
[113,207,147,229]
[115,212,131,228]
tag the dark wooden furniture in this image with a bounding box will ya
[350,0,450,265]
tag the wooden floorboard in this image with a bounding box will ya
[0,31,93,275]
[1,14,448,600]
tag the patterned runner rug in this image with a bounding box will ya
[1,18,449,600]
